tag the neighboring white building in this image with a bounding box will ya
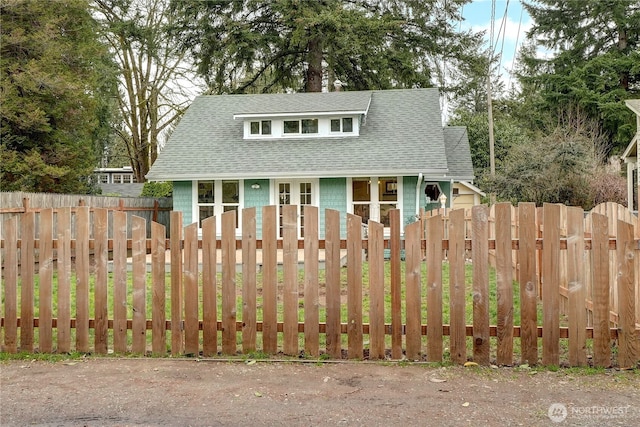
[621,99,640,212]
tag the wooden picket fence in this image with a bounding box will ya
[1,203,639,367]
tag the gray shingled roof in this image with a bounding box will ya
[146,88,474,181]
[443,127,475,180]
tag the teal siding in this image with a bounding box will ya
[423,180,452,212]
[244,179,270,238]
[319,178,347,238]
[172,181,193,226]
[403,176,419,226]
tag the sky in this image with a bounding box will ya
[461,0,533,92]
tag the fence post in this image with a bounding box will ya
[472,205,490,365]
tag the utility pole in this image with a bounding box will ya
[487,75,496,205]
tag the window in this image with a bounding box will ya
[330,117,354,133]
[100,174,109,184]
[196,180,241,229]
[250,120,271,135]
[342,117,353,132]
[425,183,442,204]
[302,119,318,134]
[351,177,399,227]
[284,120,300,134]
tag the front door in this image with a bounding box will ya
[276,179,317,238]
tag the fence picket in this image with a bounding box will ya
[347,213,363,359]
[57,207,72,353]
[304,206,319,357]
[112,210,128,353]
[518,203,538,364]
[222,210,237,355]
[184,222,199,355]
[591,213,611,367]
[94,208,108,354]
[262,206,278,354]
[283,205,299,356]
[390,209,403,359]
[496,203,513,366]
[75,206,90,353]
[170,211,184,355]
[405,219,422,360]
[368,220,385,360]
[202,216,217,357]
[325,209,341,358]
[472,205,490,365]
[151,221,167,355]
[426,215,443,362]
[242,208,257,354]
[132,216,147,354]
[617,219,639,368]
[448,209,466,364]
[567,206,586,366]
[3,216,18,353]
[542,204,561,366]
[39,208,53,353]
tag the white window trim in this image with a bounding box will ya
[347,176,402,231]
[193,179,244,235]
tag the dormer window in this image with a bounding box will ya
[250,120,271,135]
[330,117,353,133]
[284,119,318,134]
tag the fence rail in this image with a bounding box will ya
[1,203,639,367]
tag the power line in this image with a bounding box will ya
[508,6,524,92]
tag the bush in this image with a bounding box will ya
[141,181,172,198]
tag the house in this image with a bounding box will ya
[94,166,144,197]
[451,181,486,211]
[621,99,640,212]
[146,88,475,237]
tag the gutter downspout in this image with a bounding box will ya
[450,179,454,210]
[416,173,423,217]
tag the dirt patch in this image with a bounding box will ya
[1,358,638,426]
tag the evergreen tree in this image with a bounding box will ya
[520,0,640,152]
[1,0,117,193]
[170,0,481,93]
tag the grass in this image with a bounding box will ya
[1,259,620,369]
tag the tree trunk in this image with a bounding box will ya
[618,28,629,91]
[305,36,323,92]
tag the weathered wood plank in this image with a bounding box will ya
[261,206,278,354]
[368,220,385,360]
[347,213,363,359]
[112,210,128,353]
[38,208,54,353]
[170,211,183,355]
[151,221,167,355]
[324,209,342,358]
[472,205,490,365]
[222,210,237,355]
[448,209,466,364]
[542,203,561,366]
[242,207,257,353]
[131,215,147,354]
[390,209,403,359]
[202,216,217,357]
[591,213,610,367]
[3,217,18,353]
[184,222,199,355]
[283,205,299,356]
[57,207,72,354]
[518,203,538,365]
[304,206,319,357]
[426,215,443,362]
[616,219,639,369]
[75,206,90,353]
[567,206,586,366]
[495,203,513,366]
[405,220,422,360]
[93,208,109,354]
